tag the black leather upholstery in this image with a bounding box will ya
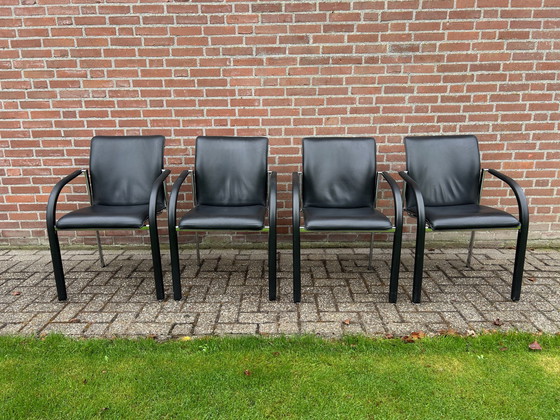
[293,137,403,304]
[420,204,520,230]
[195,136,268,206]
[57,135,167,229]
[90,135,165,208]
[302,137,376,208]
[56,204,161,229]
[400,134,529,304]
[404,135,480,208]
[179,205,266,230]
[169,136,277,302]
[46,135,169,301]
[303,207,393,231]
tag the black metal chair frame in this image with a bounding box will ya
[292,171,403,303]
[399,168,529,304]
[46,168,170,301]
[168,171,277,302]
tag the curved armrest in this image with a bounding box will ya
[149,169,171,226]
[398,171,425,228]
[292,172,301,231]
[167,170,191,232]
[268,171,277,229]
[380,172,403,230]
[487,169,529,227]
[46,169,84,229]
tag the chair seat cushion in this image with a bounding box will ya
[178,205,266,230]
[420,204,520,230]
[56,204,154,229]
[303,207,393,231]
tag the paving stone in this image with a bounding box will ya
[127,323,171,337]
[218,303,239,323]
[277,321,300,334]
[42,323,88,336]
[257,323,279,335]
[320,312,358,323]
[214,323,258,335]
[80,312,117,323]
[298,303,319,322]
[342,323,366,335]
[400,312,444,324]
[439,312,470,330]
[20,312,55,333]
[375,303,403,323]
[301,321,342,336]
[360,312,386,335]
[83,323,109,337]
[238,312,277,324]
[0,249,558,338]
[170,323,195,337]
[453,302,486,322]
[0,312,35,324]
[193,312,218,335]
[51,303,87,323]
[0,323,23,334]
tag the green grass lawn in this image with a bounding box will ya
[1,333,559,419]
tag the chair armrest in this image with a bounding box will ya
[149,169,171,226]
[380,172,403,230]
[168,170,191,232]
[487,169,529,227]
[398,171,425,228]
[46,169,84,229]
[292,172,301,231]
[268,171,277,228]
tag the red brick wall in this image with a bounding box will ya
[1,0,559,247]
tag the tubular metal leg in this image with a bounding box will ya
[195,232,201,266]
[170,228,182,301]
[47,227,67,301]
[412,226,426,304]
[389,226,403,304]
[96,231,106,267]
[268,227,277,301]
[368,233,374,270]
[293,228,301,303]
[466,231,476,268]
[511,224,529,301]
[148,223,165,301]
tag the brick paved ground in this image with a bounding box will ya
[0,247,558,338]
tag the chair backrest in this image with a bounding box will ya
[302,137,377,208]
[90,135,165,206]
[404,135,481,208]
[195,136,268,206]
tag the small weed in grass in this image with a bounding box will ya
[0,333,559,419]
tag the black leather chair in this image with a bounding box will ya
[399,135,529,303]
[168,136,277,301]
[46,135,170,301]
[292,137,403,303]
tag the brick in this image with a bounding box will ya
[0,1,558,246]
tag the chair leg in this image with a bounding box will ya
[412,226,426,304]
[148,223,165,300]
[47,226,67,301]
[389,227,403,304]
[293,227,301,303]
[466,231,476,268]
[169,228,182,301]
[268,226,277,301]
[96,231,106,267]
[511,224,529,301]
[195,232,201,266]
[368,233,374,270]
